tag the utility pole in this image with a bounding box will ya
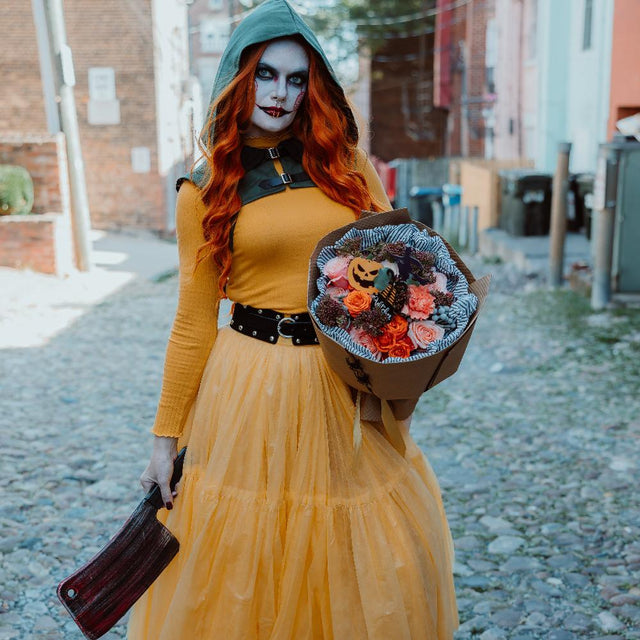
[31,0,60,134]
[41,0,92,271]
[548,142,571,288]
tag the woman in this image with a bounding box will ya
[128,1,458,637]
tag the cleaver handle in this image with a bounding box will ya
[144,446,187,511]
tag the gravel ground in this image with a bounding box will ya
[0,256,638,639]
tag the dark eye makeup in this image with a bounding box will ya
[256,65,274,80]
[256,63,308,86]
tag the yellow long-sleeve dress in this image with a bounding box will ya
[127,134,459,639]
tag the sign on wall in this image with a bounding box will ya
[131,147,151,174]
[87,67,121,125]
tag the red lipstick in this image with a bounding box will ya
[259,106,291,118]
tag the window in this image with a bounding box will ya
[200,18,229,53]
[485,19,497,94]
[583,0,593,50]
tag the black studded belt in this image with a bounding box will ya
[229,303,319,346]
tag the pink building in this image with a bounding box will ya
[492,0,539,162]
[607,0,640,138]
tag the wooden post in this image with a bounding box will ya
[549,142,572,288]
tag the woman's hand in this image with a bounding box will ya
[140,435,179,509]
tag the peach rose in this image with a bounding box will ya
[386,315,408,338]
[387,336,414,359]
[407,320,445,349]
[344,290,372,316]
[428,271,448,293]
[401,285,436,320]
[374,328,396,353]
[349,327,382,360]
[322,255,351,289]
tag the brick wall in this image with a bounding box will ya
[0,0,181,231]
[0,2,49,135]
[0,214,74,275]
[370,33,448,161]
[433,0,494,157]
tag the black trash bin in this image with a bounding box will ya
[567,173,595,232]
[567,175,581,232]
[499,170,552,236]
[409,187,443,227]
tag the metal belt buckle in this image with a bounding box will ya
[277,316,295,338]
[280,172,293,185]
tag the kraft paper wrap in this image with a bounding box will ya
[307,208,491,422]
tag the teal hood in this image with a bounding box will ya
[180,0,357,190]
[211,0,341,108]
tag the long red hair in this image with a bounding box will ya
[195,37,385,296]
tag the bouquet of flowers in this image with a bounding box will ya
[307,208,490,422]
[311,225,478,363]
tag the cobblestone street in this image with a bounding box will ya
[0,256,639,639]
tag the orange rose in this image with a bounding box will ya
[386,315,408,338]
[344,290,372,316]
[374,328,396,353]
[387,336,413,359]
[401,285,436,320]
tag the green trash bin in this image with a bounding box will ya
[499,170,552,236]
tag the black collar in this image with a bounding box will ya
[240,137,304,172]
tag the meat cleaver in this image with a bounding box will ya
[57,447,186,640]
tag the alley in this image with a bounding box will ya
[0,256,639,640]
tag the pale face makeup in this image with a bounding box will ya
[247,39,309,137]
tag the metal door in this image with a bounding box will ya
[613,145,640,292]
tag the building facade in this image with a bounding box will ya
[433,0,495,158]
[188,0,236,117]
[492,0,537,162]
[492,0,615,173]
[563,0,613,172]
[0,0,195,231]
[370,31,447,161]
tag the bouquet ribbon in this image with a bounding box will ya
[353,391,406,458]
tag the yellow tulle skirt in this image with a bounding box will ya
[127,328,458,639]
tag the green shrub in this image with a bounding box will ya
[0,165,34,216]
